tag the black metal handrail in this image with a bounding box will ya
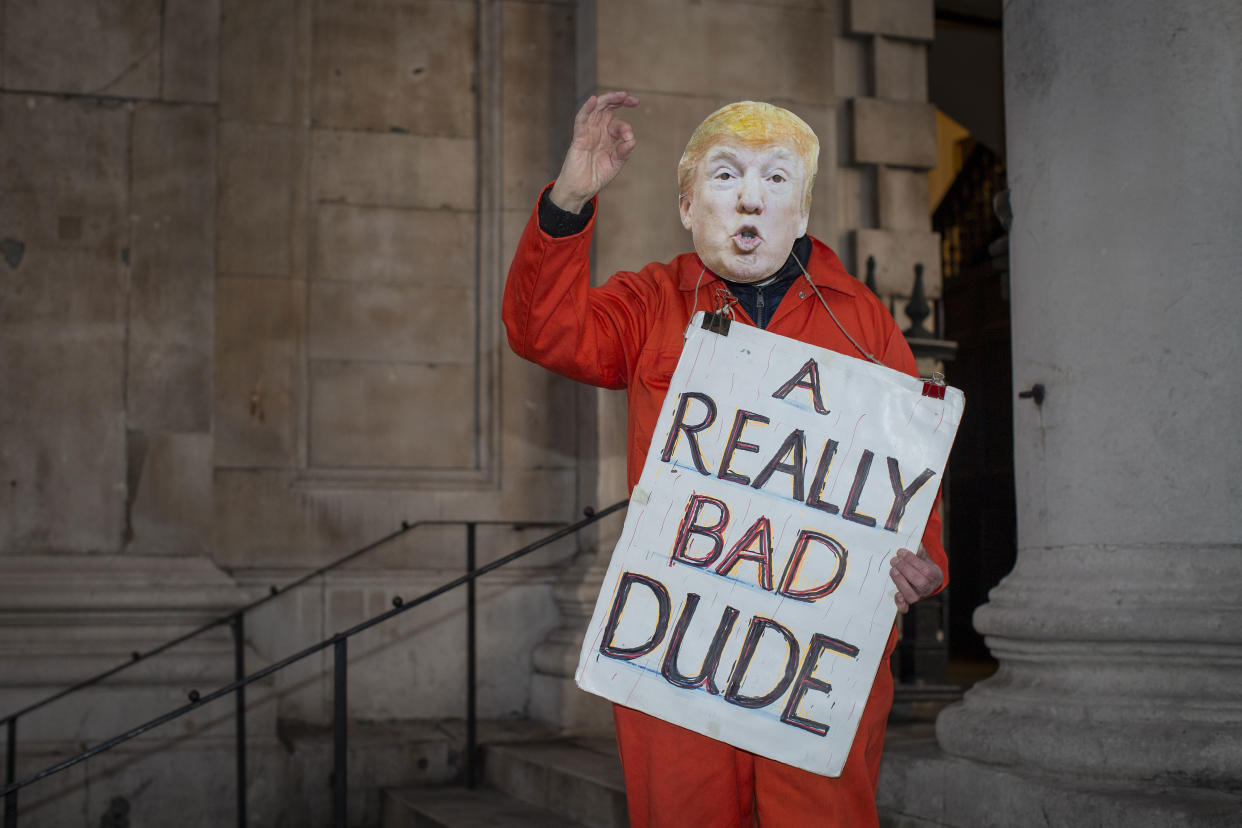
[1,501,628,828]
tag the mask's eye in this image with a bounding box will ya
[770,173,786,184]
[715,170,733,181]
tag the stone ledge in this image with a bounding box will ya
[0,555,246,612]
[878,729,1242,828]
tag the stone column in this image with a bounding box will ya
[935,0,1242,805]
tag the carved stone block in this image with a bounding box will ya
[4,0,161,96]
[163,0,221,103]
[217,122,296,276]
[847,0,934,41]
[852,97,937,168]
[308,360,476,469]
[311,130,476,211]
[311,0,475,136]
[214,277,304,468]
[874,35,928,102]
[312,204,475,285]
[878,166,932,232]
[128,104,215,431]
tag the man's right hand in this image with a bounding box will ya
[548,91,639,214]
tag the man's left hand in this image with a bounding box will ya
[890,546,943,614]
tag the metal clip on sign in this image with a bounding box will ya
[702,311,732,336]
[921,371,947,400]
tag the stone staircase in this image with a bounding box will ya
[383,733,628,828]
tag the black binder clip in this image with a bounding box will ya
[702,311,731,336]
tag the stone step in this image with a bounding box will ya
[382,787,593,828]
[484,738,628,828]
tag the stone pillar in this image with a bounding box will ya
[928,0,1242,816]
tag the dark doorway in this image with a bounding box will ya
[935,142,1015,664]
[929,1,1014,673]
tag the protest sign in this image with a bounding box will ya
[575,312,964,777]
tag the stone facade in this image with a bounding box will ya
[1,0,940,823]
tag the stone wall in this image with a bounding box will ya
[1,1,576,822]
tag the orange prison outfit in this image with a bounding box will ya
[502,185,947,827]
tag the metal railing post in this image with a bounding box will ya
[332,638,348,828]
[232,614,247,828]
[465,523,478,789]
[4,717,16,828]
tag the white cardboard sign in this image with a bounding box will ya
[575,312,964,777]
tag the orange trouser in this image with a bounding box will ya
[612,661,891,828]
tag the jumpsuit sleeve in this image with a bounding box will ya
[878,321,950,595]
[502,183,656,390]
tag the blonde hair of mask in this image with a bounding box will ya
[677,101,820,213]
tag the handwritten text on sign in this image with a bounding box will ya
[575,313,963,777]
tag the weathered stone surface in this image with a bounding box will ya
[163,0,221,103]
[212,469,317,567]
[878,166,931,231]
[128,104,215,432]
[874,36,928,101]
[834,165,876,267]
[317,576,558,720]
[311,129,476,210]
[0,95,131,554]
[500,206,578,471]
[308,360,476,469]
[501,342,578,474]
[847,0,933,41]
[219,0,298,123]
[879,731,1242,828]
[308,282,475,363]
[852,98,937,167]
[312,204,475,284]
[0,318,127,554]
[705,0,831,8]
[0,554,244,688]
[5,738,286,828]
[217,121,296,276]
[853,228,940,300]
[798,104,838,246]
[3,0,162,96]
[311,0,475,136]
[596,1,834,105]
[1,94,131,220]
[214,277,304,468]
[126,432,212,556]
[502,0,576,209]
[834,35,870,99]
[592,91,721,279]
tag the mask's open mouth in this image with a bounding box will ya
[733,226,762,252]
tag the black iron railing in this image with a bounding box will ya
[0,501,628,828]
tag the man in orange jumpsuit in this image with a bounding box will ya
[502,92,946,827]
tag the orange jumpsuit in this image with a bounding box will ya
[503,186,947,827]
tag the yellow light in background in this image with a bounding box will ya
[929,109,972,213]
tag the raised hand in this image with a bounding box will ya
[548,91,640,214]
